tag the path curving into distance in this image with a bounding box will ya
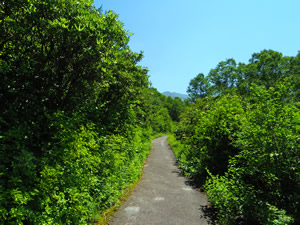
[109,136,211,225]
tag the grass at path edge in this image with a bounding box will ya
[94,134,167,225]
[94,174,143,225]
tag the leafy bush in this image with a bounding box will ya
[205,171,295,225]
[176,72,299,224]
[204,82,299,224]
[37,114,151,224]
[175,95,245,181]
[204,171,256,225]
[144,88,184,135]
[168,134,187,169]
[0,0,152,224]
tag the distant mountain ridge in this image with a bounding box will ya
[162,91,188,100]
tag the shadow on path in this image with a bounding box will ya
[109,136,212,225]
[169,146,218,225]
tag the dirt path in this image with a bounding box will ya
[109,136,211,225]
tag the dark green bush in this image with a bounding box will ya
[0,0,152,223]
[174,75,299,224]
[205,82,299,224]
[174,95,245,181]
[144,88,182,135]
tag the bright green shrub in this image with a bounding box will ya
[0,0,152,224]
[168,134,188,169]
[204,171,256,225]
[175,95,245,181]
[265,203,294,225]
[1,112,151,224]
[181,50,299,224]
[144,88,178,135]
[149,107,174,134]
[205,171,295,225]
[205,81,299,224]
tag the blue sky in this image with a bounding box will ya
[94,0,300,94]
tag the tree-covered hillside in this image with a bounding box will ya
[162,91,188,100]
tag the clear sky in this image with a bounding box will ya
[93,0,300,94]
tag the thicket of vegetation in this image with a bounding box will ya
[0,0,182,224]
[0,1,187,223]
[1,1,299,225]
[170,50,300,224]
[146,87,186,134]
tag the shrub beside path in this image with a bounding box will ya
[109,136,211,225]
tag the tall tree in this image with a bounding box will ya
[207,58,238,96]
[187,73,210,102]
[289,51,300,102]
[237,50,290,95]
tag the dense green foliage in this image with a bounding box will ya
[1,1,299,224]
[187,50,300,102]
[172,50,300,224]
[205,84,299,225]
[174,95,244,180]
[0,0,154,224]
[145,87,186,134]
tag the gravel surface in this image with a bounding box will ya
[109,136,210,225]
